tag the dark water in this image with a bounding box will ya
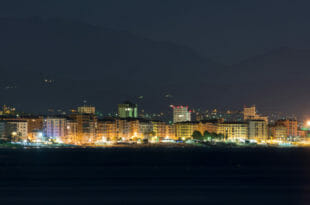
[0,145,310,204]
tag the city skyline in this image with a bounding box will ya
[1,1,310,204]
[0,103,308,147]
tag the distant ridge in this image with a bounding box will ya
[0,18,222,113]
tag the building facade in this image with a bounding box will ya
[43,117,66,142]
[118,101,138,118]
[248,120,268,141]
[172,105,191,123]
[78,105,96,115]
[97,118,117,142]
[175,122,196,140]
[269,124,287,141]
[217,122,248,141]
[275,119,298,137]
[72,114,97,144]
[64,119,78,144]
[243,105,268,122]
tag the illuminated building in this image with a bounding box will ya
[175,122,197,140]
[95,118,154,142]
[217,122,248,141]
[122,118,153,140]
[248,120,268,141]
[151,120,167,138]
[97,118,117,141]
[0,116,44,140]
[115,118,129,140]
[0,121,5,140]
[127,119,139,140]
[297,130,307,138]
[138,119,153,139]
[195,112,204,121]
[165,124,176,139]
[2,120,28,142]
[0,116,44,136]
[43,117,66,141]
[118,101,138,118]
[27,117,44,133]
[243,105,268,123]
[71,114,97,144]
[1,105,16,116]
[243,106,256,120]
[197,120,218,135]
[269,124,287,141]
[19,116,44,135]
[275,119,298,137]
[29,130,44,143]
[7,120,28,141]
[171,105,191,123]
[78,105,95,115]
[64,119,78,144]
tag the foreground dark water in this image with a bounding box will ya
[0,144,310,205]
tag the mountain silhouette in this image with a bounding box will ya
[0,18,222,113]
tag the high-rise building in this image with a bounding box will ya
[71,114,97,144]
[18,116,44,135]
[243,106,256,120]
[8,120,28,140]
[118,101,138,118]
[171,105,191,123]
[175,121,197,140]
[275,119,298,137]
[151,120,167,138]
[78,105,95,115]
[29,130,44,143]
[2,120,28,142]
[165,124,176,139]
[138,119,153,139]
[64,119,78,144]
[217,122,248,141]
[43,117,66,141]
[97,118,117,141]
[269,124,287,141]
[248,120,268,141]
[243,105,268,123]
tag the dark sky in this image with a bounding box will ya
[1,0,310,118]
[1,0,310,63]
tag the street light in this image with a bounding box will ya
[11,131,17,142]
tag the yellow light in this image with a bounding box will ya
[307,121,310,126]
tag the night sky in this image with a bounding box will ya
[2,0,310,63]
[0,0,310,117]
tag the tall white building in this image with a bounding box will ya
[43,118,66,141]
[172,105,191,123]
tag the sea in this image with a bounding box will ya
[0,144,309,205]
